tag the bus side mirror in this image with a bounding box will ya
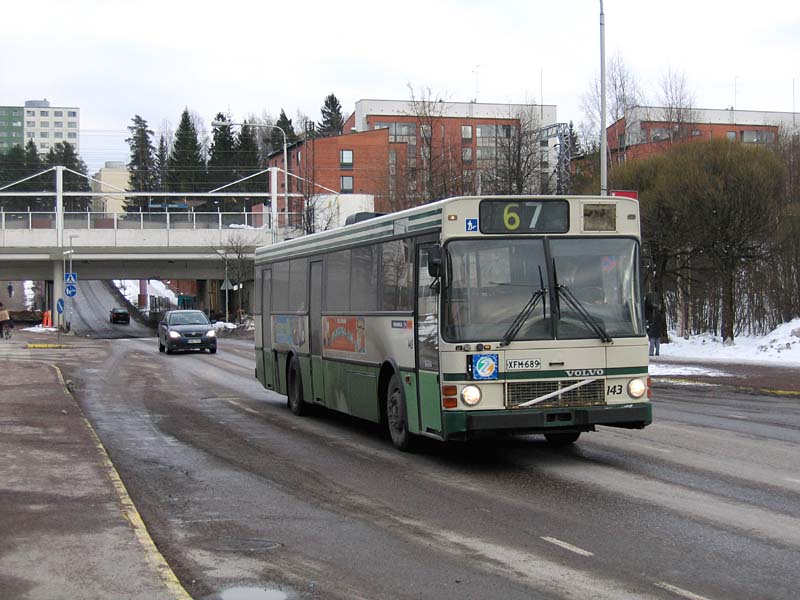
[427,246,442,278]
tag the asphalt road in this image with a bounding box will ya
[44,336,800,600]
[67,280,154,339]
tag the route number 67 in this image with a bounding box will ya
[503,203,542,230]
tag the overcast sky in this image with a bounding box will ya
[2,0,798,173]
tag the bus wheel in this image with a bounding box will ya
[386,374,414,451]
[544,432,581,447]
[287,356,306,416]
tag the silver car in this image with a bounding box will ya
[158,310,217,354]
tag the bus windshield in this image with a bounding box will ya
[442,238,644,342]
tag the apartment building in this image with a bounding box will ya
[22,99,81,156]
[91,161,130,212]
[0,106,25,152]
[265,99,557,218]
[607,106,799,164]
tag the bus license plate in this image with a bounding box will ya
[506,359,541,371]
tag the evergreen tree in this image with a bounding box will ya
[271,109,298,150]
[154,133,169,190]
[45,142,91,210]
[0,145,29,210]
[318,93,344,137]
[167,108,206,197]
[568,121,582,157]
[234,122,262,207]
[23,140,48,211]
[125,115,156,210]
[207,113,237,192]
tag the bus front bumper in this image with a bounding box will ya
[442,403,652,440]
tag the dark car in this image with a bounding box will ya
[110,308,131,324]
[158,310,217,354]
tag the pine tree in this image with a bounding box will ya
[318,93,344,137]
[166,108,206,197]
[234,122,262,207]
[271,109,298,150]
[45,142,91,210]
[154,133,169,190]
[125,115,156,210]
[0,145,29,210]
[208,113,237,193]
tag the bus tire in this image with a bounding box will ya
[287,355,306,416]
[386,374,414,451]
[544,432,581,447]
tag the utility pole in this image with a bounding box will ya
[599,0,608,196]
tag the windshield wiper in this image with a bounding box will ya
[499,266,547,347]
[552,259,612,343]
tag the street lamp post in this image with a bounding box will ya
[211,120,289,235]
[215,249,229,323]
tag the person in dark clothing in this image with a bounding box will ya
[647,307,663,356]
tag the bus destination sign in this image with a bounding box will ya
[479,199,569,234]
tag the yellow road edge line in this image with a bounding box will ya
[26,343,67,349]
[49,363,193,600]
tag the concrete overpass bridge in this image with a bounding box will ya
[0,166,287,317]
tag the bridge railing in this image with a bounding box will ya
[0,211,270,230]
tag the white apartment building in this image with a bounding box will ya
[22,99,80,155]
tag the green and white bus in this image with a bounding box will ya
[254,195,652,450]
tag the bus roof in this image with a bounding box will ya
[255,195,637,264]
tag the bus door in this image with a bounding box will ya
[416,241,443,435]
[261,268,277,390]
[309,260,325,404]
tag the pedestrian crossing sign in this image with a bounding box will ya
[64,273,78,284]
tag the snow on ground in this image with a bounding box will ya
[658,318,800,366]
[114,280,178,308]
[24,281,35,310]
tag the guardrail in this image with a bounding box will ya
[0,211,269,230]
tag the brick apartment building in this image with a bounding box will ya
[265,99,557,220]
[607,106,798,164]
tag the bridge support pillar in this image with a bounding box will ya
[197,280,209,315]
[52,260,64,328]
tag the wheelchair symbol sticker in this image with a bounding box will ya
[466,218,478,232]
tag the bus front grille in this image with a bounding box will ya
[506,379,606,409]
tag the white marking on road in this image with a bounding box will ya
[654,581,713,600]
[784,477,800,484]
[540,536,594,557]
[727,414,749,420]
[226,399,260,415]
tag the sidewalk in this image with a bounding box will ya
[0,358,190,600]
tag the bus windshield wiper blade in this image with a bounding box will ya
[557,284,613,344]
[499,266,547,347]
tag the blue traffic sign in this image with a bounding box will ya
[64,273,78,284]
[56,298,65,314]
[65,284,77,297]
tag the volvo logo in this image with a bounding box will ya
[565,369,605,377]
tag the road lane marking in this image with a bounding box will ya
[540,536,594,557]
[785,477,800,484]
[654,581,713,600]
[727,414,749,420]
[226,399,260,415]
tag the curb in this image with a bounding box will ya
[49,363,193,600]
[652,376,800,398]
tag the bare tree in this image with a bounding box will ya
[407,85,468,202]
[489,105,544,194]
[580,53,646,155]
[657,67,697,142]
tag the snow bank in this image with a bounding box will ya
[660,318,800,366]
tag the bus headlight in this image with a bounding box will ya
[627,378,647,399]
[460,385,482,406]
